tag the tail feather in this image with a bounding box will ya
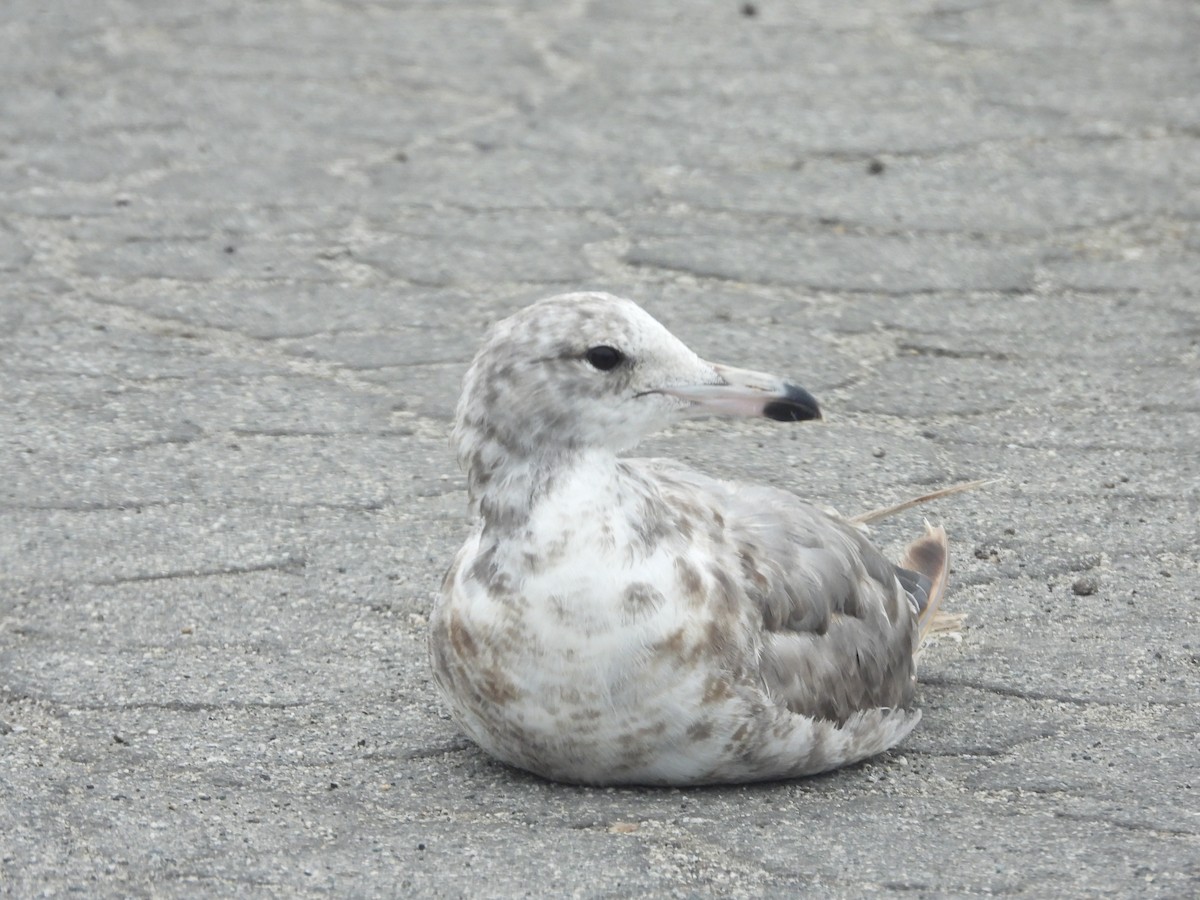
[899,521,952,646]
[852,480,988,653]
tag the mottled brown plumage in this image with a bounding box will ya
[430,293,960,785]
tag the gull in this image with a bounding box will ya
[430,292,967,785]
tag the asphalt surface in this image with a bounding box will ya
[2,1,1198,896]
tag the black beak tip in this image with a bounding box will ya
[763,384,822,423]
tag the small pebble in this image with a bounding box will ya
[1072,577,1098,596]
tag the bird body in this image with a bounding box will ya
[431,292,953,785]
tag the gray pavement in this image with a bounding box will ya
[1,0,1198,896]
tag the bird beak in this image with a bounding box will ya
[656,363,822,422]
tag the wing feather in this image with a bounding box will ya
[634,459,921,723]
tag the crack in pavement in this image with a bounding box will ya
[87,558,308,586]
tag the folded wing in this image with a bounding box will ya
[639,459,929,724]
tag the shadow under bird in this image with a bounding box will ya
[431,292,969,786]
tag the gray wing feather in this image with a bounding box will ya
[637,458,920,723]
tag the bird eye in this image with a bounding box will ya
[584,345,625,371]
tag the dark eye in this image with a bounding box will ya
[585,345,625,371]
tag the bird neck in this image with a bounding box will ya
[463,436,617,533]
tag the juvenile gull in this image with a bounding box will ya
[431,292,955,786]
